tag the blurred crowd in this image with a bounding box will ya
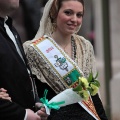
[10,0,48,42]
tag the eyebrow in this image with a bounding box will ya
[64,9,83,13]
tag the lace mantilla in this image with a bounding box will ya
[23,35,97,94]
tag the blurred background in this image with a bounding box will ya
[10,0,120,119]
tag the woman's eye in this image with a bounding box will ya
[77,13,83,18]
[64,11,71,15]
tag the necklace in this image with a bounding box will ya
[58,36,77,62]
[49,33,70,54]
[49,33,77,61]
[71,36,77,62]
[59,42,70,54]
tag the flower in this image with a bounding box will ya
[90,84,99,96]
[79,77,89,88]
[78,90,90,101]
[73,72,100,101]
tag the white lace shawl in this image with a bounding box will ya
[23,35,97,94]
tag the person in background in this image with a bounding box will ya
[23,0,108,120]
[10,0,41,43]
[0,0,48,120]
[20,0,41,40]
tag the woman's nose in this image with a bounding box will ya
[71,15,77,22]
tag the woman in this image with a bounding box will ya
[23,0,108,120]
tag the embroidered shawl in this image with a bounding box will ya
[23,34,97,94]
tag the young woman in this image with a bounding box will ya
[23,0,108,119]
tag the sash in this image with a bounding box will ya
[30,35,100,120]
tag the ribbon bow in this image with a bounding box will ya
[40,89,65,110]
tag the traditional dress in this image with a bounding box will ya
[23,0,108,119]
[23,35,108,120]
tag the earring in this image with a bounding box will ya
[52,22,57,32]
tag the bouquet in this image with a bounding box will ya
[40,72,100,115]
[73,72,100,100]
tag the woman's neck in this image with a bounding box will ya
[51,31,73,58]
[52,31,72,46]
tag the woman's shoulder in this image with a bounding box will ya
[23,35,46,53]
[74,34,93,50]
[23,40,33,54]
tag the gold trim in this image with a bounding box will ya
[82,98,101,120]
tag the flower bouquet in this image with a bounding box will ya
[40,72,100,115]
[73,72,100,100]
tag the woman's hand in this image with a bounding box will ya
[37,107,48,120]
[35,103,48,120]
[0,88,11,101]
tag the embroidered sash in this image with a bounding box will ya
[30,35,100,120]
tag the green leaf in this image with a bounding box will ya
[94,72,98,79]
[88,72,93,82]
[91,80,100,87]
[87,87,92,94]
[73,84,82,91]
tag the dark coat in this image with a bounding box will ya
[0,17,36,120]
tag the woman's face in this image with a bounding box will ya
[56,0,83,35]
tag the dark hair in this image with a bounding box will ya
[50,0,84,23]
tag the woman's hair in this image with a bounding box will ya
[34,0,84,39]
[50,0,84,23]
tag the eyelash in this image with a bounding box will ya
[64,11,71,15]
[64,11,83,18]
[77,13,83,18]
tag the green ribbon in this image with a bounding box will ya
[40,89,65,110]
